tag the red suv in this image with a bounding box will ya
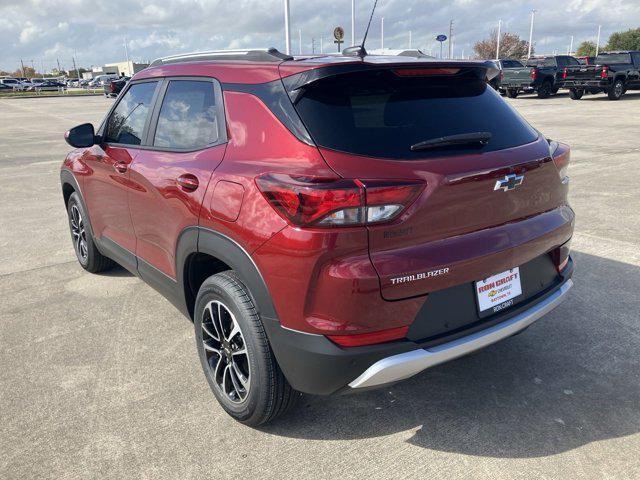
[61,48,574,425]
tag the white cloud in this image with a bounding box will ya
[1,0,639,71]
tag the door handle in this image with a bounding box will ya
[177,174,199,192]
[113,161,128,174]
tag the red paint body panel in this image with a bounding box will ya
[133,62,283,84]
[128,145,226,279]
[211,181,245,222]
[81,144,139,252]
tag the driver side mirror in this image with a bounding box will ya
[64,123,98,148]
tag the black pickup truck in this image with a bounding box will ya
[501,55,581,98]
[564,51,640,100]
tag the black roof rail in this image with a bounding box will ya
[149,48,293,67]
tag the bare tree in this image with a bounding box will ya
[474,29,532,59]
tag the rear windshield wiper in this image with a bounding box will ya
[410,132,492,151]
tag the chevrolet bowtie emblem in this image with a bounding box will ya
[494,173,524,192]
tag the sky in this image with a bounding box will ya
[1,0,639,73]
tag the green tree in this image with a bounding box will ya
[576,40,597,57]
[605,28,640,51]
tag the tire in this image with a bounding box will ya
[66,192,114,273]
[537,80,553,99]
[607,79,625,100]
[194,271,299,426]
[506,88,519,98]
[569,88,584,100]
[551,87,560,95]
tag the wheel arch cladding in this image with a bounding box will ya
[181,227,278,322]
[60,170,95,237]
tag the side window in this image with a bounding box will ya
[153,80,220,150]
[105,81,157,145]
[567,57,580,66]
[633,53,640,66]
[557,57,567,68]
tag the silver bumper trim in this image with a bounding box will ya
[349,279,573,389]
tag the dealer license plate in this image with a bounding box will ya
[475,267,523,318]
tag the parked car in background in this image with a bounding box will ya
[501,55,581,98]
[0,83,13,91]
[0,78,28,90]
[61,48,574,425]
[564,51,640,100]
[490,59,526,92]
[88,74,120,87]
[34,80,66,92]
[104,76,130,97]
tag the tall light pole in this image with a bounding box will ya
[496,19,502,59]
[448,20,454,59]
[124,36,129,63]
[595,25,602,57]
[568,35,574,55]
[299,29,302,54]
[283,0,291,55]
[409,30,412,48]
[351,0,355,46]
[381,17,384,49]
[527,9,536,59]
[320,36,324,54]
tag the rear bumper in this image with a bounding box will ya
[564,79,609,88]
[350,278,572,389]
[264,257,574,395]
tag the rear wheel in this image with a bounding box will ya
[569,88,584,100]
[67,192,114,273]
[506,88,519,98]
[608,79,625,100]
[537,80,553,99]
[551,87,560,95]
[195,271,299,426]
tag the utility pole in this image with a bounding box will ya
[496,19,502,59]
[124,36,130,63]
[72,56,80,81]
[312,37,316,54]
[20,59,26,77]
[299,29,302,54]
[56,58,61,75]
[568,35,574,55]
[283,0,291,55]
[448,20,454,59]
[381,17,384,50]
[595,25,601,57]
[351,0,355,46]
[527,9,536,59]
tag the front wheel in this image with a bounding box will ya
[67,192,114,273]
[569,88,584,100]
[506,88,519,98]
[194,271,299,426]
[608,79,625,100]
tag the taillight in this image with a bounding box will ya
[563,67,568,79]
[327,325,409,347]
[548,140,570,183]
[531,68,537,80]
[552,240,571,273]
[109,82,115,92]
[601,65,608,78]
[499,70,504,80]
[256,173,424,227]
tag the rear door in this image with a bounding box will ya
[292,67,567,300]
[83,80,160,267]
[128,77,227,281]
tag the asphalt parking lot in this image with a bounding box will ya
[1,91,639,479]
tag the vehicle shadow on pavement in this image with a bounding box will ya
[262,250,640,458]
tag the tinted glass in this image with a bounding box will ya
[105,81,157,145]
[596,53,631,64]
[504,60,524,68]
[567,57,580,66]
[526,57,556,67]
[294,69,538,159]
[153,80,219,150]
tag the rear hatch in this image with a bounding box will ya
[286,61,567,300]
[565,64,600,81]
[501,66,533,86]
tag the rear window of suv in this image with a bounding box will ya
[293,69,538,159]
[596,53,631,64]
